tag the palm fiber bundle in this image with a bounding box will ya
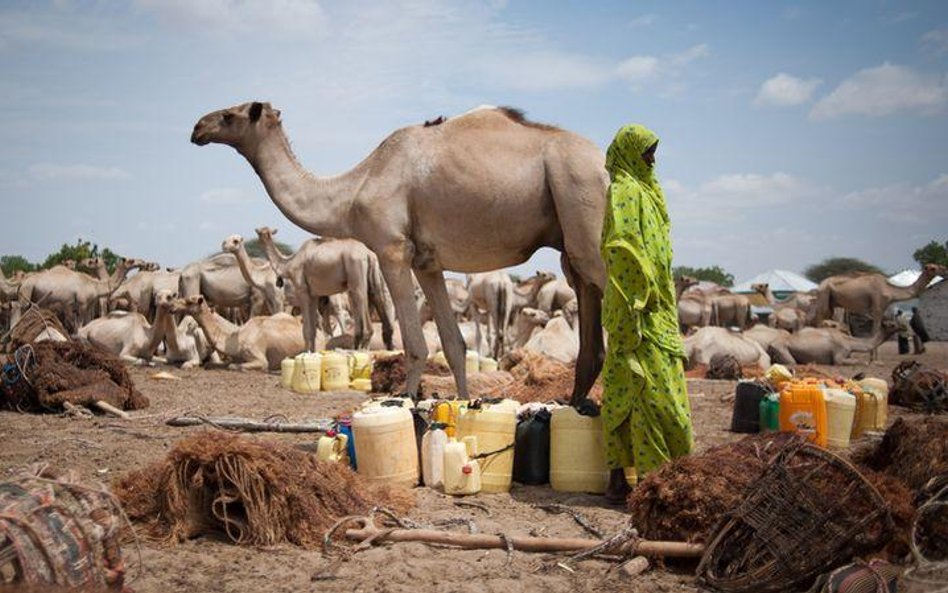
[114,432,414,548]
[493,351,603,403]
[626,433,798,543]
[855,416,948,492]
[0,464,130,592]
[370,353,451,394]
[1,341,148,412]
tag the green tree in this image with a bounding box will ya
[39,239,124,272]
[912,240,948,267]
[672,265,734,287]
[0,255,36,274]
[803,257,884,283]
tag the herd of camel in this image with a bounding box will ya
[2,101,944,399]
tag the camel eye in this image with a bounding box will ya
[222,113,234,124]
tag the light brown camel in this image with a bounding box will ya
[79,256,146,318]
[192,101,607,403]
[77,297,169,364]
[709,292,752,330]
[814,263,947,335]
[682,326,770,369]
[743,323,791,353]
[111,266,181,320]
[253,226,395,351]
[678,292,713,333]
[173,295,307,371]
[674,275,699,299]
[0,265,21,304]
[177,252,273,319]
[767,320,898,365]
[466,271,515,360]
[752,283,810,332]
[153,290,213,369]
[536,276,577,314]
[17,260,140,330]
[508,271,557,320]
[218,237,286,316]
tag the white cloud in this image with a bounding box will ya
[754,73,821,107]
[0,8,141,51]
[667,172,818,223]
[198,188,255,204]
[134,0,327,37]
[921,27,948,57]
[28,164,130,181]
[474,51,614,92]
[615,44,709,88]
[811,63,948,119]
[840,174,948,224]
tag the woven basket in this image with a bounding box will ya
[900,476,948,593]
[697,441,892,593]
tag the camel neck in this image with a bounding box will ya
[193,308,238,356]
[144,305,167,354]
[258,235,292,274]
[242,129,361,238]
[232,247,265,290]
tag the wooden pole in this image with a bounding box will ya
[342,525,704,558]
[166,416,332,433]
[94,401,130,419]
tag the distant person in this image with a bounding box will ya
[600,124,693,504]
[910,306,929,354]
[895,310,911,355]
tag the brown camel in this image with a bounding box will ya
[767,320,898,365]
[192,101,607,403]
[752,283,810,332]
[220,234,286,317]
[814,263,947,335]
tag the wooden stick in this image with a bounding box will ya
[94,401,130,419]
[342,525,704,558]
[166,415,332,433]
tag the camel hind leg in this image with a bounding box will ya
[561,253,604,406]
[416,269,469,399]
[377,246,430,397]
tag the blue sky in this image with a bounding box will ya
[1,0,946,282]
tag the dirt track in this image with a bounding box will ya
[0,340,943,593]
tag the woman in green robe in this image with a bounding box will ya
[600,124,694,503]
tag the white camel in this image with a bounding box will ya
[192,101,607,403]
[682,326,770,370]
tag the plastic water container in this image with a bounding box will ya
[421,423,449,489]
[316,432,349,463]
[349,351,373,380]
[337,416,356,469]
[550,407,608,494]
[443,437,481,495]
[480,357,498,373]
[465,350,480,375]
[456,400,517,493]
[765,364,793,387]
[350,378,372,392]
[512,408,551,485]
[731,381,769,433]
[779,382,828,448]
[857,378,889,431]
[759,393,780,432]
[291,353,321,394]
[429,400,467,438]
[280,357,296,389]
[351,407,419,487]
[823,388,857,449]
[430,351,449,368]
[320,351,350,392]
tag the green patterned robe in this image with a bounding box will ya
[600,124,694,477]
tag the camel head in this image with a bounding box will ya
[923,263,948,280]
[675,275,699,292]
[155,289,177,311]
[751,283,769,296]
[221,234,244,254]
[79,257,104,271]
[122,257,146,270]
[143,261,161,272]
[62,259,76,270]
[191,102,282,151]
[254,226,277,241]
[172,294,209,316]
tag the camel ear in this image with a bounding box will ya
[271,228,279,236]
[249,102,264,122]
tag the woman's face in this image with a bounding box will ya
[642,142,658,167]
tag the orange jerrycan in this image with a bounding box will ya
[779,382,828,448]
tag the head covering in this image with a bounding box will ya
[605,124,666,222]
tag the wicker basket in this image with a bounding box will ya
[697,441,892,593]
[900,476,948,593]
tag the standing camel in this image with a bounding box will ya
[466,271,514,360]
[814,263,947,335]
[219,234,286,317]
[192,101,607,403]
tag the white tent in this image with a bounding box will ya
[888,269,943,288]
[732,269,818,294]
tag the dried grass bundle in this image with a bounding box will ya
[114,432,414,549]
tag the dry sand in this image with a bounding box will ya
[0,340,943,593]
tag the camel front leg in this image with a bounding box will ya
[378,250,428,397]
[301,297,318,352]
[348,281,373,350]
[416,269,469,399]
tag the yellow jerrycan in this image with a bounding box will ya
[443,436,482,495]
[280,357,296,389]
[351,407,419,487]
[456,400,517,493]
[320,351,350,392]
[291,353,321,394]
[550,407,609,494]
[316,431,349,463]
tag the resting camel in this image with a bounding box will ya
[172,295,306,371]
[752,283,810,332]
[767,320,898,365]
[682,326,770,370]
[814,263,947,335]
[192,101,607,403]
[678,292,713,334]
[743,324,791,353]
[536,276,577,315]
[177,252,275,319]
[77,295,170,364]
[153,290,213,369]
[253,227,395,351]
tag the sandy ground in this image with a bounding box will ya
[0,340,944,593]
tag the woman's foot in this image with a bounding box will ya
[605,468,632,505]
